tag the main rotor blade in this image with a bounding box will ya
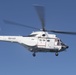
[3,20,40,30]
[34,5,45,31]
[47,30,76,35]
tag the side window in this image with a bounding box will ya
[57,40,60,45]
[47,39,50,42]
[39,39,45,42]
[55,39,60,46]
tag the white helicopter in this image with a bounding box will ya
[1,5,76,57]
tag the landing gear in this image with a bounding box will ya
[55,52,59,56]
[32,52,36,57]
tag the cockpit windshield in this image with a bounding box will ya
[60,40,65,46]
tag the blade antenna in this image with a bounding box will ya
[34,5,45,31]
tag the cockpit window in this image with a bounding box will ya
[55,39,61,46]
[57,40,60,45]
[55,39,64,46]
[28,34,37,37]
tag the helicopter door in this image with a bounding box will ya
[46,39,55,49]
[37,38,46,48]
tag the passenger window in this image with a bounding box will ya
[47,40,50,42]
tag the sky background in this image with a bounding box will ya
[0,0,76,75]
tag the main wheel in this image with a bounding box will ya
[55,52,59,56]
[33,53,36,57]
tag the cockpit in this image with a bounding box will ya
[56,38,69,49]
[56,38,65,46]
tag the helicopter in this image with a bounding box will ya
[1,5,76,57]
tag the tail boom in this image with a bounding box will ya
[0,36,22,43]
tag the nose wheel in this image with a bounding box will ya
[55,52,59,56]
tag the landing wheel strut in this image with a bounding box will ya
[55,52,59,56]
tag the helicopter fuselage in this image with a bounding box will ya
[0,31,68,56]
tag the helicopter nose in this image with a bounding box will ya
[62,45,69,49]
